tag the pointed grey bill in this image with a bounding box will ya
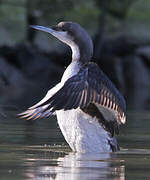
[30,25,54,34]
[30,25,72,46]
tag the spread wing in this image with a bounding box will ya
[19,62,126,135]
[18,82,63,120]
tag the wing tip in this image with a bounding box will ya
[18,109,40,120]
[18,106,54,120]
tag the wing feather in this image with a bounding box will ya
[19,62,126,133]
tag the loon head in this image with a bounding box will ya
[31,22,93,63]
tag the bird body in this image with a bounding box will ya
[56,60,114,153]
[20,22,126,153]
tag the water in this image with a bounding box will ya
[0,111,150,180]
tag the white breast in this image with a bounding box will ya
[61,61,81,83]
[56,108,112,153]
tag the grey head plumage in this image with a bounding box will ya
[31,22,93,63]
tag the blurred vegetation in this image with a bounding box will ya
[1,0,150,47]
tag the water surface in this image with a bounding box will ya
[0,111,150,180]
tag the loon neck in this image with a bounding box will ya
[70,41,93,64]
[71,41,81,61]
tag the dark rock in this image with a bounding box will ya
[123,55,150,109]
[0,44,64,109]
[0,56,31,105]
[136,46,150,69]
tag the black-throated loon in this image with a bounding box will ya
[20,22,126,153]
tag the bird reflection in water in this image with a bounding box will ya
[23,152,125,180]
